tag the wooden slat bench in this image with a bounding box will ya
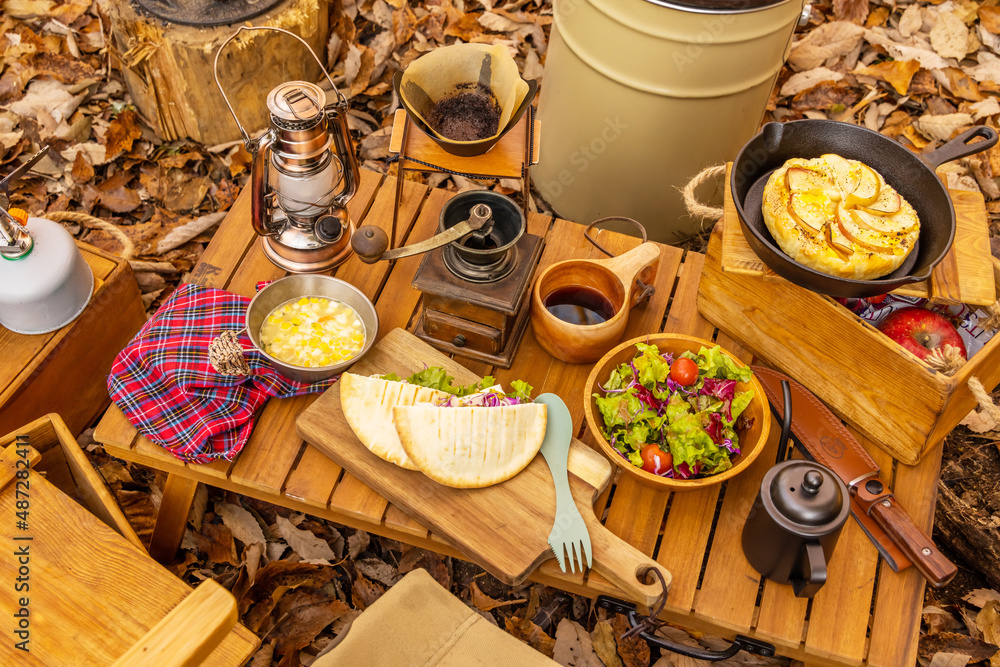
[94,170,937,666]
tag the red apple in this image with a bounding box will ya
[877,307,967,360]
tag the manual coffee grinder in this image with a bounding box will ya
[214,26,360,273]
[353,191,543,368]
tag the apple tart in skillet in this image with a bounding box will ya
[761,154,920,280]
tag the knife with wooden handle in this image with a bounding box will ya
[752,365,957,588]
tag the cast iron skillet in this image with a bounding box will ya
[731,120,998,298]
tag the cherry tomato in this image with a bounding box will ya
[640,444,673,475]
[669,357,699,386]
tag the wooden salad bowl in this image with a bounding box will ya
[583,333,770,492]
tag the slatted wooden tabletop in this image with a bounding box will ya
[94,169,939,666]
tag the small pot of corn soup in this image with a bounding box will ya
[246,275,379,383]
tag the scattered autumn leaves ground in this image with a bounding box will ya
[5,0,1000,665]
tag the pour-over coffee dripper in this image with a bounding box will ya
[394,43,536,157]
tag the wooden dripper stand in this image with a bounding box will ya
[351,108,542,368]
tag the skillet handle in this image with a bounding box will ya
[920,125,998,170]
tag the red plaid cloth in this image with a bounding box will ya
[108,283,338,463]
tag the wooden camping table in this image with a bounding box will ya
[93,169,942,667]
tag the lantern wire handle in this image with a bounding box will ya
[213,25,347,151]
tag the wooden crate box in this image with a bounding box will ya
[0,242,146,437]
[698,223,1000,465]
[0,422,258,665]
[1,413,143,549]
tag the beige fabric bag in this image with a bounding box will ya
[312,568,558,666]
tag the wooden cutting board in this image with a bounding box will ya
[297,328,672,606]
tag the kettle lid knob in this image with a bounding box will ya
[768,461,846,527]
[801,470,823,496]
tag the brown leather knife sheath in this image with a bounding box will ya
[751,366,912,573]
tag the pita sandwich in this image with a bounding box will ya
[340,373,451,470]
[393,403,547,488]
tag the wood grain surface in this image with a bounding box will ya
[297,328,673,605]
[0,445,257,666]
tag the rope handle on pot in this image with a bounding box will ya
[209,329,252,377]
[680,164,726,223]
[924,338,1000,428]
[46,210,135,260]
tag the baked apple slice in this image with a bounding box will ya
[836,207,904,254]
[788,193,831,234]
[857,187,902,216]
[845,164,881,208]
[785,166,834,195]
[823,221,855,260]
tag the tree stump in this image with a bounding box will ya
[100,0,329,145]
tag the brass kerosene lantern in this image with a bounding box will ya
[354,191,543,368]
[214,27,360,273]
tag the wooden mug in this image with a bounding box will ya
[530,242,660,364]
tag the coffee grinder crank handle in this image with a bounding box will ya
[352,203,494,263]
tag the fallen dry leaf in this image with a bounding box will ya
[980,6,1000,35]
[71,150,94,183]
[781,67,844,97]
[154,211,225,254]
[966,589,1000,609]
[933,67,984,102]
[833,0,869,24]
[347,530,370,559]
[276,515,338,562]
[351,571,385,610]
[855,60,920,95]
[915,112,974,141]
[2,0,55,19]
[161,171,210,212]
[48,0,89,24]
[865,28,951,70]
[930,11,971,61]
[470,580,526,612]
[239,560,335,629]
[96,459,132,485]
[6,78,87,124]
[966,53,1000,85]
[505,614,557,657]
[398,545,451,589]
[349,44,375,98]
[553,618,604,667]
[929,654,972,667]
[788,21,866,71]
[354,557,400,587]
[591,620,624,667]
[95,171,140,213]
[104,109,141,161]
[919,632,999,662]
[977,601,1000,667]
[611,613,650,667]
[899,4,924,38]
[31,52,97,85]
[925,606,966,634]
[271,592,351,655]
[970,97,1000,121]
[791,82,862,112]
[865,5,889,28]
[194,521,240,566]
[217,501,266,548]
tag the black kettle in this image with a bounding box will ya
[742,459,850,598]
